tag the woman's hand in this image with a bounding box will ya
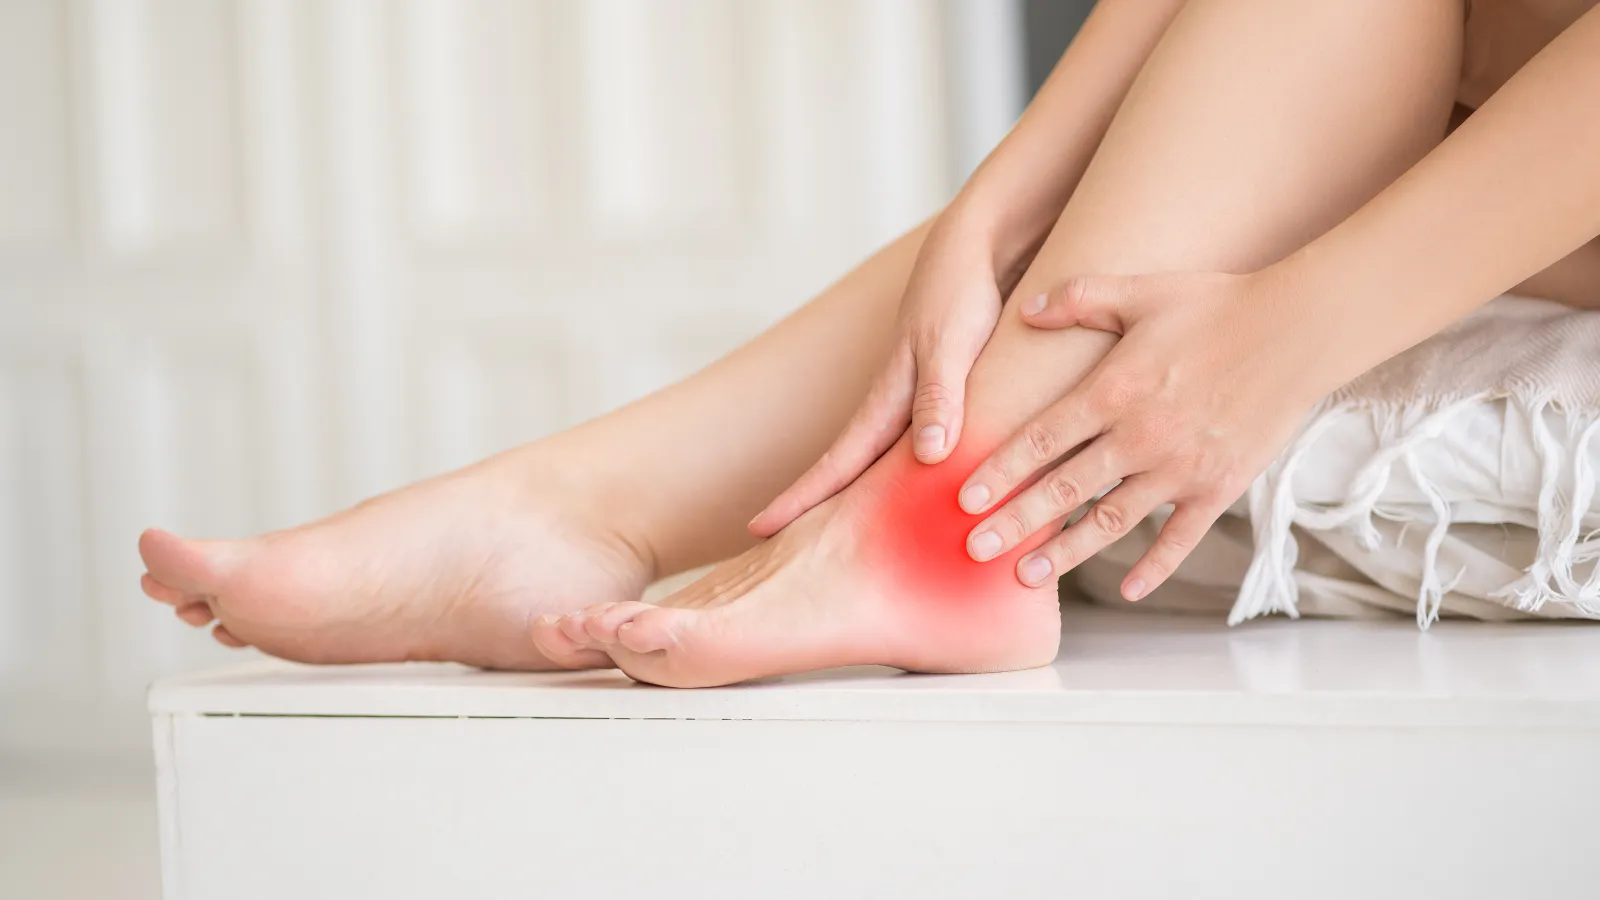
[959,267,1333,599]
[748,209,1032,537]
[746,0,1195,540]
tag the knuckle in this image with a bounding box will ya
[815,447,844,475]
[1021,421,1059,463]
[1042,472,1082,512]
[999,505,1034,543]
[1062,277,1089,311]
[1145,534,1195,579]
[1090,501,1129,537]
[912,380,956,417]
[813,450,855,486]
[1157,527,1198,559]
[1194,436,1238,475]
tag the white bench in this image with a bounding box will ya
[148,603,1600,899]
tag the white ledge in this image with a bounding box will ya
[148,604,1600,729]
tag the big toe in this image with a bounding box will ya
[605,606,734,687]
[138,529,238,596]
[616,606,692,655]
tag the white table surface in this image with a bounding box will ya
[148,603,1600,729]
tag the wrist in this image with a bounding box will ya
[944,184,1059,286]
[1253,253,1371,402]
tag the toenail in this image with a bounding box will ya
[960,484,991,513]
[914,424,945,457]
[969,530,1002,561]
[1018,554,1053,586]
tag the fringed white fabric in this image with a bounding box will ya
[1231,411,1341,624]
[1232,395,1600,629]
[1491,403,1600,616]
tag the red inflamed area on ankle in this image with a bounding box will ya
[859,436,1040,607]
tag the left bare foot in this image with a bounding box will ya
[531,437,1062,687]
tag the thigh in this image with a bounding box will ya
[1022,0,1465,285]
[962,0,1466,423]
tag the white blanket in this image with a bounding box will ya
[1074,296,1600,626]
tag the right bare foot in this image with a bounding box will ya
[138,447,655,670]
[533,437,1063,687]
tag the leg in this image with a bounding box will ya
[137,224,926,668]
[556,0,1464,686]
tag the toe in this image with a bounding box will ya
[557,611,598,647]
[212,624,247,648]
[616,606,692,654]
[531,613,577,654]
[531,614,609,668]
[583,600,654,645]
[139,529,236,596]
[141,573,189,606]
[175,603,215,627]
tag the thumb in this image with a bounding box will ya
[908,344,972,464]
[1019,274,1150,335]
[747,348,915,538]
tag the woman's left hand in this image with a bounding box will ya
[959,266,1335,599]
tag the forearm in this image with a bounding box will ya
[1285,6,1600,393]
[957,0,1186,270]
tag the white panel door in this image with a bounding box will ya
[0,0,1021,759]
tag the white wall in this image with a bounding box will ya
[0,0,1023,761]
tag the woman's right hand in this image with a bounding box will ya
[747,208,1027,537]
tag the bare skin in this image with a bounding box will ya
[140,0,1599,681]
[1460,0,1600,308]
[540,0,1465,686]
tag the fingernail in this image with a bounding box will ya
[1018,555,1053,586]
[959,484,991,513]
[914,424,945,456]
[1023,292,1048,316]
[1125,579,1146,602]
[969,530,1002,561]
[538,614,558,625]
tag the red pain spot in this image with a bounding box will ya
[858,436,1048,608]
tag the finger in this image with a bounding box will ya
[1019,275,1148,333]
[1121,499,1228,601]
[748,346,916,537]
[959,396,1103,517]
[967,440,1123,562]
[1014,475,1171,587]
[908,346,972,464]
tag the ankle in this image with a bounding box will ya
[487,442,664,586]
[857,434,1033,606]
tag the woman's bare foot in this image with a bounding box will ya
[138,447,655,670]
[532,437,1063,687]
